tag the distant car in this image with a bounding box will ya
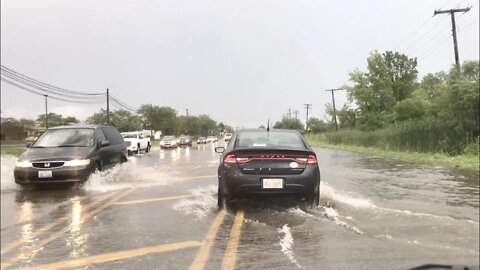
[178,135,193,147]
[224,133,233,142]
[160,136,178,149]
[14,125,127,186]
[206,136,218,143]
[197,137,207,144]
[121,131,151,155]
[215,129,320,208]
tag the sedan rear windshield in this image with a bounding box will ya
[235,131,305,148]
[33,128,95,148]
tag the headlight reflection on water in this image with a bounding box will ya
[66,200,88,258]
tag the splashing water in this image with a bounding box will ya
[172,185,217,219]
[1,156,19,191]
[278,224,302,268]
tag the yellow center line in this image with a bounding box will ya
[114,194,196,205]
[222,210,245,270]
[189,210,227,270]
[3,188,136,269]
[17,241,202,270]
[0,189,124,256]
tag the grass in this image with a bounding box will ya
[1,144,26,157]
[306,134,479,171]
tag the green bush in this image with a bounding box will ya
[319,120,477,156]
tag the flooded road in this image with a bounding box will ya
[1,143,479,270]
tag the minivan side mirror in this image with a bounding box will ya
[215,147,225,153]
[100,140,110,148]
[26,142,32,148]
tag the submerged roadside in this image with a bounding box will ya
[306,134,479,171]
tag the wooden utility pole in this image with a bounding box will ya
[434,7,471,69]
[304,104,312,130]
[293,110,299,120]
[106,88,110,125]
[44,95,48,129]
[325,88,342,131]
[287,108,292,118]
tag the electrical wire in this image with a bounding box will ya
[1,71,107,101]
[1,78,107,104]
[0,65,104,96]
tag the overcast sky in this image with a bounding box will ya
[1,0,479,128]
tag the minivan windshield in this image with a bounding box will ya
[33,128,95,148]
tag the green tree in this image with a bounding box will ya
[337,106,357,128]
[36,113,79,128]
[273,117,304,131]
[344,51,418,130]
[138,105,177,135]
[306,117,328,133]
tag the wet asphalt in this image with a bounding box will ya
[1,141,479,270]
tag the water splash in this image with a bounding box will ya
[172,185,217,219]
[1,156,19,191]
[278,224,302,268]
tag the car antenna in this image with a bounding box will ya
[267,119,270,133]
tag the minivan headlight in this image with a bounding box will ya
[15,161,32,168]
[64,159,91,167]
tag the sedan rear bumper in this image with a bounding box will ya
[220,165,320,198]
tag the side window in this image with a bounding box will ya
[139,133,144,139]
[101,127,123,145]
[97,129,107,143]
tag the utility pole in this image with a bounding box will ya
[304,104,312,130]
[287,108,292,118]
[293,110,299,120]
[44,95,48,129]
[150,105,154,137]
[325,88,342,131]
[106,88,110,125]
[434,7,471,69]
[186,108,189,116]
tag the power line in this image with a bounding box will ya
[1,78,106,104]
[0,65,104,96]
[1,70,106,101]
[419,16,479,62]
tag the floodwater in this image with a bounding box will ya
[1,143,478,270]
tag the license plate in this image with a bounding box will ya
[262,178,283,189]
[38,170,52,178]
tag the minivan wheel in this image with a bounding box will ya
[137,144,141,154]
[146,144,151,153]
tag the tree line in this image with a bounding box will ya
[2,105,233,138]
[274,51,479,156]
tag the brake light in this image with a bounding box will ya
[307,155,317,164]
[224,154,237,164]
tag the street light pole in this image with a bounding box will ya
[44,95,48,129]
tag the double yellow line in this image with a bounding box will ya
[189,209,245,270]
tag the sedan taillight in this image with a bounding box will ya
[307,155,318,164]
[224,154,237,164]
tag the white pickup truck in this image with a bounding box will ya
[121,131,151,155]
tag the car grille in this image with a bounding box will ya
[32,162,65,168]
